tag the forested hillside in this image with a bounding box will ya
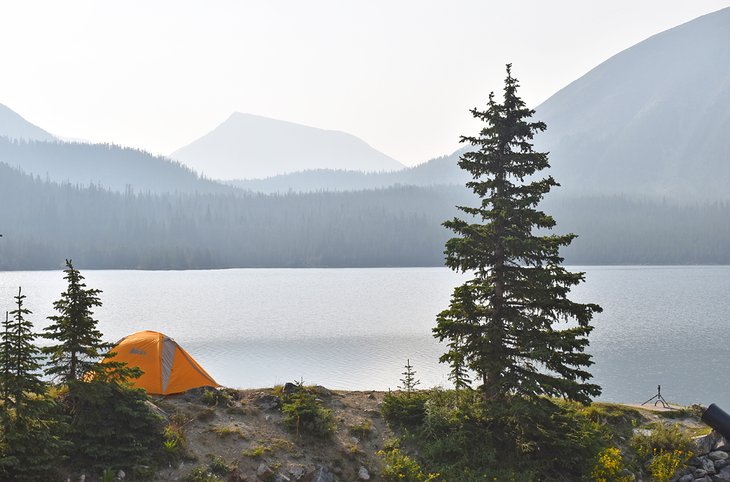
[0,137,236,194]
[1,163,728,270]
[226,150,469,193]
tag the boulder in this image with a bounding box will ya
[702,456,717,475]
[358,466,371,480]
[694,432,722,456]
[679,474,694,482]
[283,382,298,394]
[714,466,730,481]
[710,451,729,461]
[288,466,307,480]
[311,466,334,482]
[254,394,281,411]
[257,463,275,481]
[715,438,730,452]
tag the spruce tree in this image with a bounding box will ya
[1,288,46,416]
[434,65,602,405]
[42,259,110,382]
[0,288,65,480]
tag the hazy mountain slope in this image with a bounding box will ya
[171,113,405,180]
[226,149,470,193]
[0,103,55,142]
[0,137,237,194]
[535,7,730,201]
[2,161,729,269]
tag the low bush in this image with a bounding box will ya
[378,445,440,482]
[280,382,335,438]
[591,447,633,482]
[381,391,429,428]
[648,448,693,482]
[630,422,694,462]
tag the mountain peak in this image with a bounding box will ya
[171,114,404,180]
[0,103,55,142]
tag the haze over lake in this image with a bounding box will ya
[0,266,727,405]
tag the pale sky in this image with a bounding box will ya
[1,1,728,166]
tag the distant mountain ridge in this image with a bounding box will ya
[171,113,405,180]
[535,6,730,201]
[0,137,236,195]
[0,103,55,142]
[225,149,470,193]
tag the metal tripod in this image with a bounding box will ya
[642,384,670,409]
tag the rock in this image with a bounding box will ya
[716,438,730,452]
[117,470,126,479]
[714,466,730,481]
[364,409,381,418]
[288,466,306,480]
[350,436,360,445]
[679,475,693,482]
[694,468,708,478]
[311,466,335,482]
[254,394,281,410]
[702,457,717,475]
[633,428,653,437]
[710,451,729,461]
[257,463,275,481]
[367,393,376,400]
[145,400,169,422]
[717,460,730,470]
[695,432,722,456]
[283,382,298,394]
[358,466,371,480]
[275,475,291,482]
[312,385,332,397]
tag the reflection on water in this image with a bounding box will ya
[1,266,728,404]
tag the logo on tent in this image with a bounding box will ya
[130,347,146,355]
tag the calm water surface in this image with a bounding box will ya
[0,266,728,406]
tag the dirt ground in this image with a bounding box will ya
[153,387,395,481]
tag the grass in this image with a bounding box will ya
[241,438,294,458]
[210,424,246,438]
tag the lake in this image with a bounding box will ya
[0,266,728,406]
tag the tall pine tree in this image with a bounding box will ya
[434,65,602,405]
[42,259,110,382]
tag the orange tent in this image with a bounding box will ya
[107,330,219,395]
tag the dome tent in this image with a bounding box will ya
[106,330,219,395]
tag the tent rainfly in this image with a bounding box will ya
[106,330,219,395]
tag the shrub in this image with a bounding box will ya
[378,446,440,481]
[348,418,373,438]
[280,382,335,438]
[648,449,692,482]
[381,391,429,428]
[630,423,694,462]
[61,379,165,472]
[186,465,222,482]
[591,447,633,482]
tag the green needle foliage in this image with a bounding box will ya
[0,288,66,480]
[434,65,602,405]
[42,259,111,382]
[399,359,420,396]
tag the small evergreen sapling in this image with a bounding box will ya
[399,359,420,396]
